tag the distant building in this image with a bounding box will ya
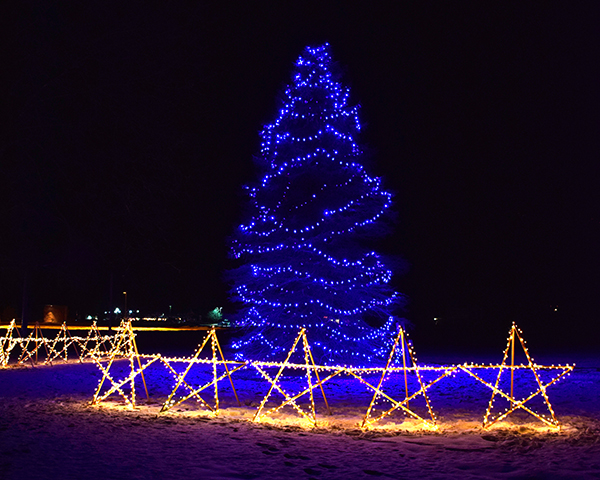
[43,305,68,324]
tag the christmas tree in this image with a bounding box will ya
[228,44,404,366]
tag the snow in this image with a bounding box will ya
[1,341,600,479]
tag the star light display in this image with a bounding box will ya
[92,321,154,408]
[348,327,457,430]
[228,43,404,365]
[0,320,21,367]
[252,328,338,426]
[17,323,50,365]
[161,328,245,414]
[41,323,80,365]
[70,322,114,360]
[2,321,574,431]
[459,323,574,429]
[0,321,114,367]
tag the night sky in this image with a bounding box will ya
[1,3,598,349]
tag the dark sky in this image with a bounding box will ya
[1,2,598,347]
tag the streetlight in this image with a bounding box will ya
[123,292,127,319]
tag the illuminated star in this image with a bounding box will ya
[91,321,156,408]
[43,323,77,364]
[1,320,23,367]
[16,323,49,366]
[460,323,574,429]
[71,322,112,361]
[160,328,245,414]
[252,328,339,426]
[347,327,456,430]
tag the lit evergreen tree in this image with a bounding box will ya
[228,44,404,365]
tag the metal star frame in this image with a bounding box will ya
[0,321,113,367]
[14,323,49,366]
[0,320,22,367]
[4,320,574,431]
[460,323,574,429]
[71,322,113,361]
[42,323,80,365]
[252,328,338,426]
[91,321,154,408]
[161,328,245,414]
[345,327,456,430]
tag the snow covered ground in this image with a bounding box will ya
[1,335,600,480]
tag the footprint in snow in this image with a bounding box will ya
[303,467,321,475]
[284,453,309,460]
[363,470,385,477]
[256,442,278,452]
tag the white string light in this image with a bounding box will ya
[1,321,574,430]
[0,320,115,368]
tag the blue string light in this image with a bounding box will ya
[228,43,404,366]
